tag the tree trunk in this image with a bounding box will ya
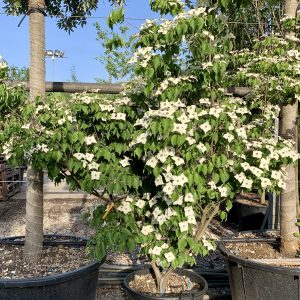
[24,0,46,261]
[279,0,299,256]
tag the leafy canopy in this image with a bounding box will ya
[2,0,124,31]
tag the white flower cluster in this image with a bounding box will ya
[2,140,13,160]
[73,152,102,177]
[154,75,196,96]
[128,46,154,68]
[157,7,207,36]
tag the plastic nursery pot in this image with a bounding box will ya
[218,232,300,300]
[236,199,268,230]
[0,235,100,300]
[124,268,208,300]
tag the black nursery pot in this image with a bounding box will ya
[124,268,208,300]
[218,233,300,300]
[0,235,100,300]
[236,200,268,230]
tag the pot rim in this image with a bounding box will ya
[123,268,208,299]
[0,235,101,287]
[218,232,300,276]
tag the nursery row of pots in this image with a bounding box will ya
[1,232,299,300]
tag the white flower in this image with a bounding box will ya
[177,114,190,124]
[203,239,214,251]
[241,178,253,189]
[241,162,250,171]
[199,98,210,105]
[253,150,263,158]
[278,179,286,189]
[172,174,188,186]
[125,196,134,202]
[135,199,146,209]
[235,172,246,183]
[151,246,162,256]
[196,143,207,153]
[208,181,217,189]
[157,214,167,225]
[146,157,159,168]
[165,207,177,219]
[271,170,282,181]
[135,133,148,144]
[187,215,197,225]
[155,175,164,187]
[163,182,175,196]
[186,137,196,145]
[223,133,234,143]
[85,153,94,162]
[88,162,99,170]
[58,118,65,125]
[209,107,222,118]
[111,112,126,121]
[185,193,194,202]
[184,206,194,217]
[164,251,176,263]
[91,171,101,180]
[120,156,131,167]
[172,156,185,166]
[74,153,85,160]
[117,202,132,215]
[161,243,169,249]
[173,123,188,135]
[153,207,162,219]
[179,221,189,232]
[141,225,155,235]
[173,196,183,205]
[261,177,272,188]
[269,152,279,160]
[259,158,270,170]
[249,166,263,177]
[149,197,157,208]
[84,135,97,145]
[236,128,247,139]
[218,186,227,197]
[202,61,213,69]
[199,121,212,133]
[155,233,162,240]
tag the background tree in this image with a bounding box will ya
[94,24,135,82]
[2,0,124,261]
[280,0,299,256]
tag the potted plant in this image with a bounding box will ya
[79,3,297,298]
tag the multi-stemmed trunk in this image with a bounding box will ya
[279,0,299,257]
[24,0,46,261]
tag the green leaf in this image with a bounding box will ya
[178,238,187,251]
[127,238,136,251]
[153,56,161,70]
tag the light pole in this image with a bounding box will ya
[45,50,65,81]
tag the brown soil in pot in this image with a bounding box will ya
[128,272,200,295]
[226,242,283,259]
[0,244,91,279]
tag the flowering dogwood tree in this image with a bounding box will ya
[1,0,299,293]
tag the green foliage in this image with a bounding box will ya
[3,0,124,32]
[1,0,299,282]
[94,24,135,82]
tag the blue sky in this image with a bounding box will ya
[0,0,159,82]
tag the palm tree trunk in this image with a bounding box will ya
[279,0,299,257]
[24,0,46,261]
